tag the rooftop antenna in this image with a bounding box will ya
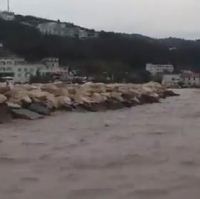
[7,0,10,12]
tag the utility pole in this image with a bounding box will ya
[7,0,10,12]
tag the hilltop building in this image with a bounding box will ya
[146,63,174,75]
[37,21,98,39]
[0,0,15,21]
[37,22,73,37]
[0,11,15,21]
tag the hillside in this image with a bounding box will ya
[0,13,200,80]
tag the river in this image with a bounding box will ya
[0,89,200,199]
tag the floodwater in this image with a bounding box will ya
[1,89,200,199]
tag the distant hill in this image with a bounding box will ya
[0,13,200,79]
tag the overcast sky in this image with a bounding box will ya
[1,0,200,39]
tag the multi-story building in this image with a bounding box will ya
[78,29,89,39]
[0,57,68,83]
[162,74,181,87]
[0,57,38,83]
[182,73,200,87]
[146,63,174,75]
[40,57,66,75]
[162,71,200,88]
[37,22,98,39]
[38,22,69,37]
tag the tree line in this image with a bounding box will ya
[1,18,200,82]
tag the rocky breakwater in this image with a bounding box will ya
[0,82,178,122]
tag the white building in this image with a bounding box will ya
[146,63,174,75]
[78,29,89,39]
[37,22,98,39]
[162,74,181,87]
[78,29,99,39]
[182,73,200,87]
[38,22,81,38]
[162,72,200,88]
[0,57,68,83]
[0,57,37,83]
[40,57,60,75]
[37,22,69,37]
[0,11,15,21]
[42,57,59,67]
[13,64,39,83]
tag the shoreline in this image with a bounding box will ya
[0,82,179,123]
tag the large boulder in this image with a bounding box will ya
[91,93,107,104]
[41,84,58,93]
[45,94,58,109]
[28,90,58,109]
[56,96,72,105]
[56,96,72,110]
[110,92,124,102]
[83,83,106,93]
[41,84,69,97]
[6,102,21,109]
[123,96,140,107]
[28,90,50,101]
[5,89,32,105]
[67,86,77,96]
[140,93,160,104]
[0,94,7,104]
[143,82,163,91]
[0,85,10,94]
[11,108,44,120]
[0,104,12,123]
[163,90,180,97]
[28,103,51,115]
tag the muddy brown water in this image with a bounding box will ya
[1,89,200,199]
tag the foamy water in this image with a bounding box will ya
[0,89,200,199]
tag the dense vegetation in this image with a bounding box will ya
[1,15,200,82]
